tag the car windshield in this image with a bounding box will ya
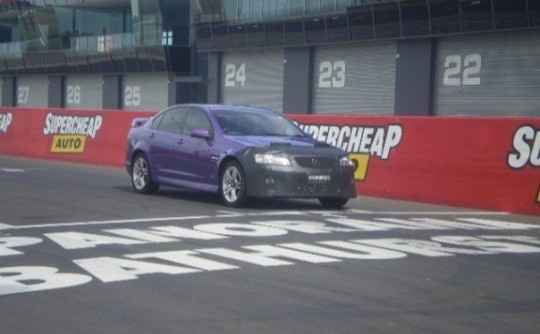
[213,110,306,137]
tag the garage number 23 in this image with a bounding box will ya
[319,60,346,88]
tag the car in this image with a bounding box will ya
[126,104,356,208]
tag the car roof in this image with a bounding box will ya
[171,104,275,114]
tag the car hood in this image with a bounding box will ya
[228,135,317,148]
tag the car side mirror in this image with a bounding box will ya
[191,128,212,139]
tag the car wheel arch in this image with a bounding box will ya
[130,149,146,171]
[218,156,241,184]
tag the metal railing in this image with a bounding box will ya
[70,33,137,53]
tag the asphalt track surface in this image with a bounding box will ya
[0,156,539,334]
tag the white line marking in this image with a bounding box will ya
[357,212,510,215]
[0,222,14,230]
[0,168,25,173]
[0,210,509,232]
[1,216,212,231]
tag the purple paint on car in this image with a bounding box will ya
[126,104,356,208]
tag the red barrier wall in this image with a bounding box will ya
[289,115,540,216]
[0,108,155,167]
[0,107,538,215]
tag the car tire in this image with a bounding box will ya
[220,161,247,207]
[319,197,349,209]
[131,153,159,194]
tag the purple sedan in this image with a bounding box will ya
[126,104,356,208]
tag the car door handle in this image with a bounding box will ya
[177,139,184,145]
[149,133,155,139]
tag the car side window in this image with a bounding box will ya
[182,108,212,135]
[149,113,164,130]
[156,108,186,134]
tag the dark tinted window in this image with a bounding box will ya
[401,0,430,37]
[229,24,246,48]
[493,0,527,29]
[348,5,374,40]
[325,14,349,43]
[196,22,212,51]
[305,17,326,44]
[284,18,305,45]
[214,110,305,137]
[183,109,212,135]
[150,113,165,130]
[430,0,460,34]
[265,21,285,47]
[136,48,153,72]
[461,0,494,32]
[373,2,401,38]
[157,108,185,134]
[246,23,266,48]
[530,0,540,26]
[211,21,229,50]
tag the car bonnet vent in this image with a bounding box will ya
[315,142,330,147]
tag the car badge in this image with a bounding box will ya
[311,158,321,168]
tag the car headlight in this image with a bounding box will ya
[254,153,291,166]
[340,156,354,167]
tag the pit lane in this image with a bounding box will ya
[1,156,539,334]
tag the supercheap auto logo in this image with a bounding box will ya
[296,123,403,181]
[507,124,540,203]
[508,125,540,170]
[0,112,13,134]
[43,113,103,154]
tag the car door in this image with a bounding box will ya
[147,107,187,183]
[175,107,218,189]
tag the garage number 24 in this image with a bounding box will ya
[225,63,247,87]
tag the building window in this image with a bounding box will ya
[162,30,173,45]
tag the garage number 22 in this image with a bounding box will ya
[443,54,481,86]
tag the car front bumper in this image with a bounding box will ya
[244,165,356,199]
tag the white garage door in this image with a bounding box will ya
[221,49,284,112]
[312,42,397,115]
[434,30,540,116]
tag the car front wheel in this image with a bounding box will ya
[319,197,349,209]
[220,161,247,207]
[131,153,159,194]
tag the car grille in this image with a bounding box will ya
[295,183,339,194]
[295,157,336,169]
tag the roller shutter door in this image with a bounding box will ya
[221,49,284,112]
[64,75,103,109]
[16,76,48,107]
[313,42,397,115]
[123,74,170,111]
[434,30,540,116]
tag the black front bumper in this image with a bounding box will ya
[244,165,356,199]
